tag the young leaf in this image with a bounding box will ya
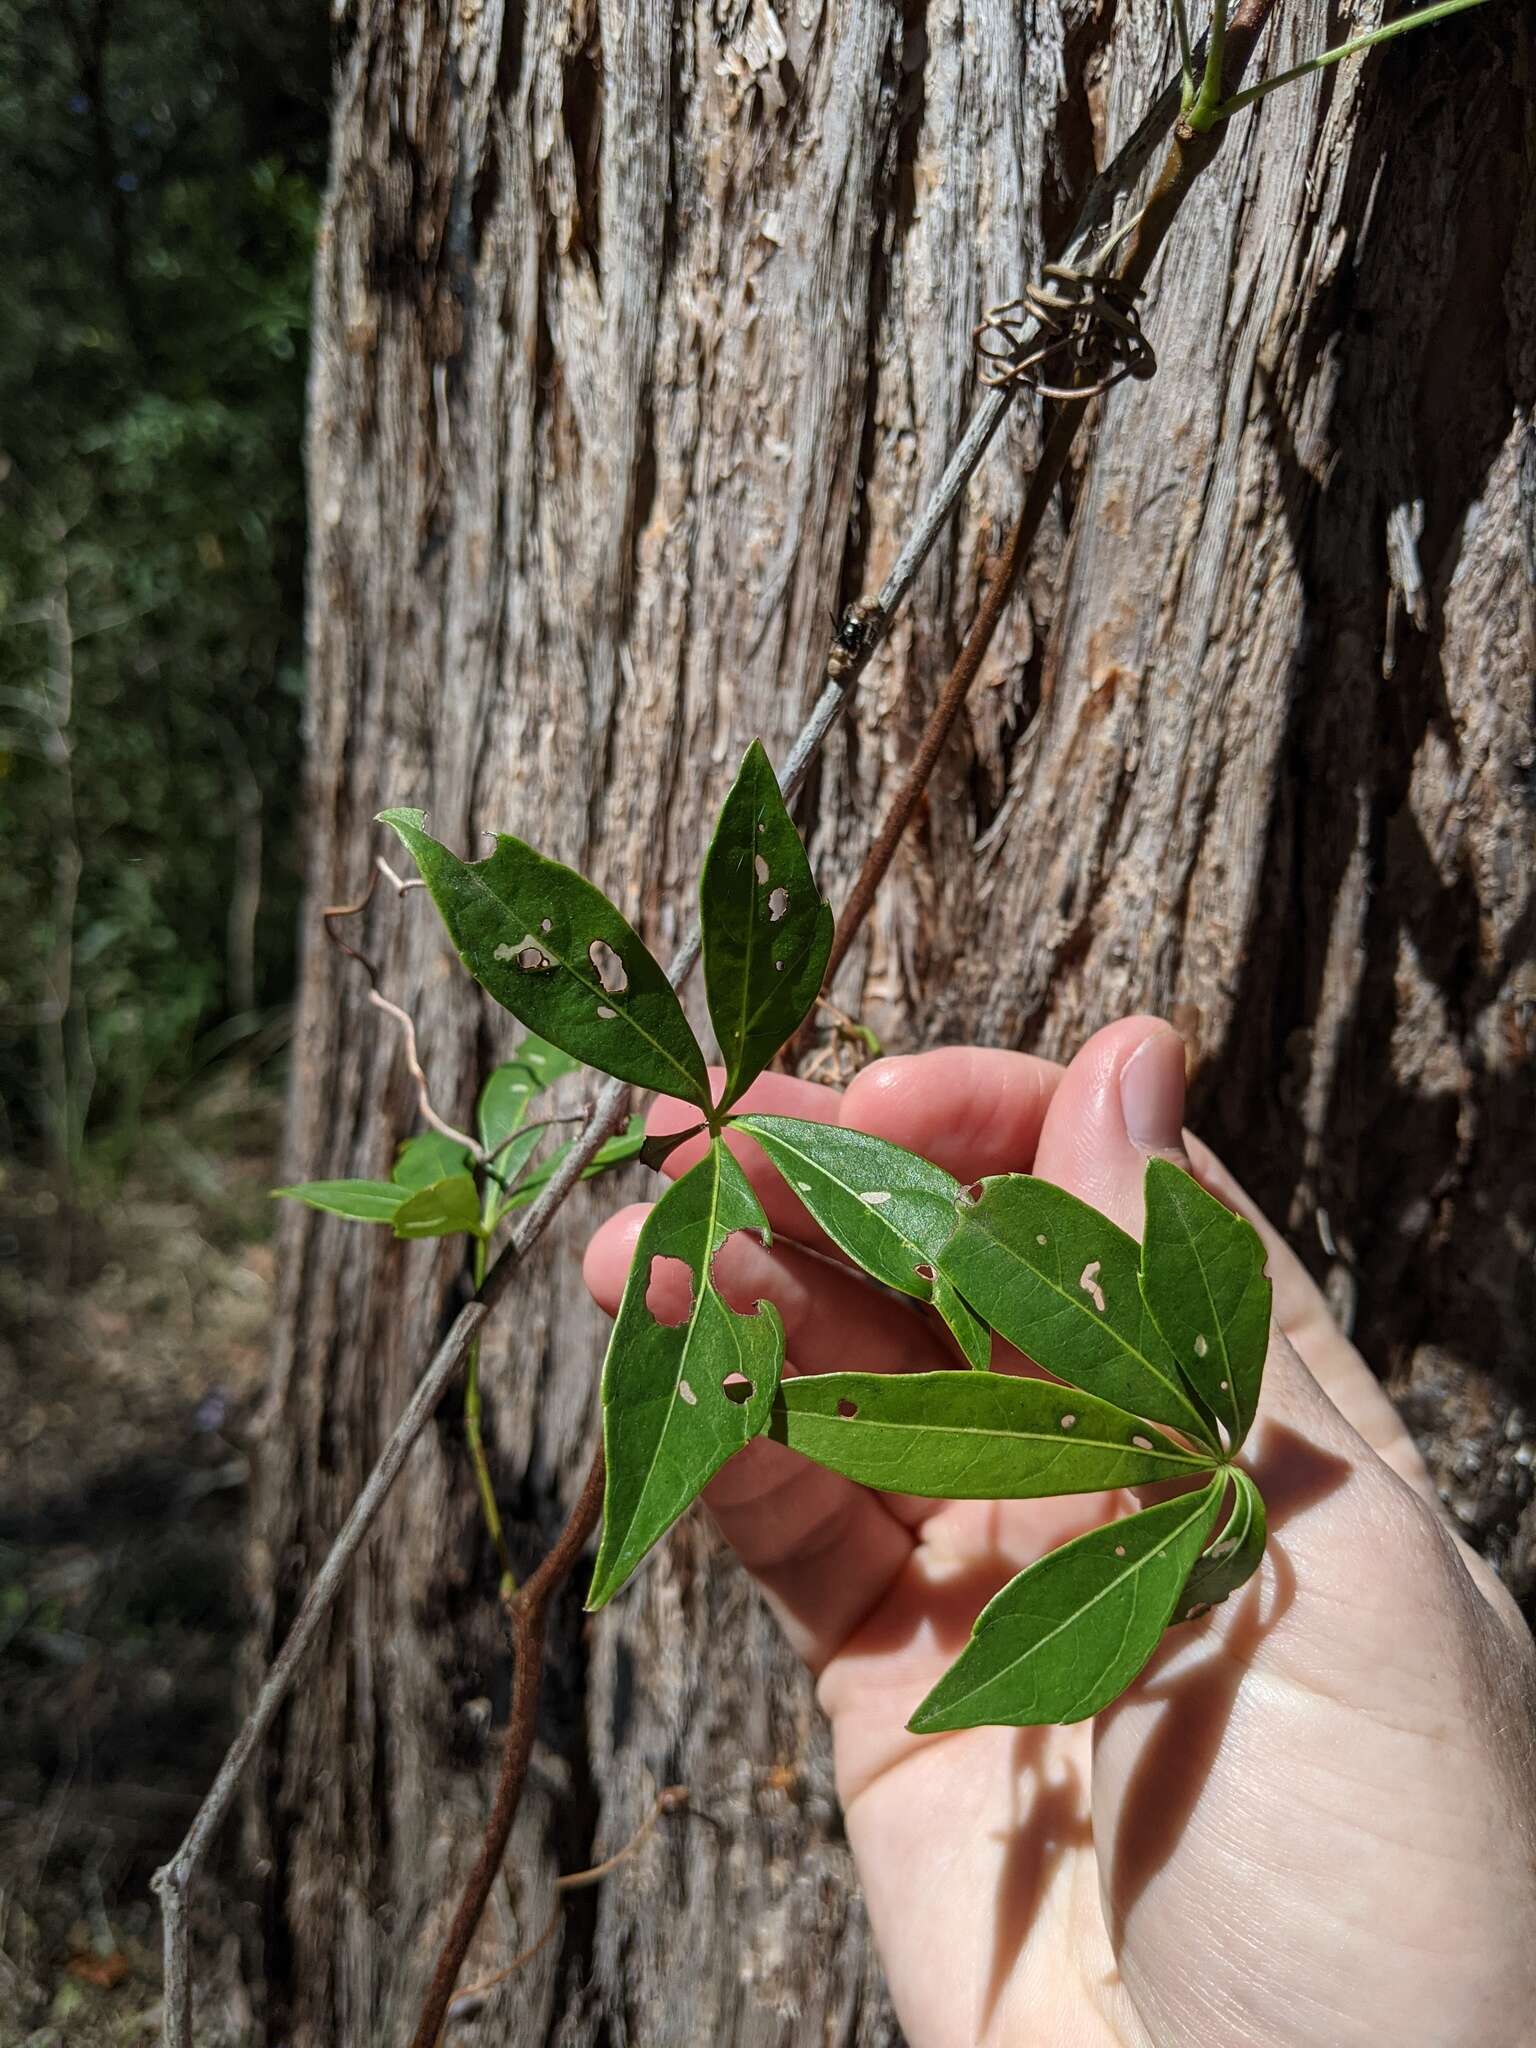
[380,808,711,1110]
[476,1060,538,1155]
[939,1177,1215,1446]
[274,1180,407,1223]
[393,1130,474,1187]
[589,1139,784,1608]
[1172,1468,1267,1623]
[701,741,833,1110]
[515,1033,580,1089]
[485,1123,547,1195]
[771,1370,1217,1497]
[494,1118,647,1218]
[735,1115,990,1370]
[908,1476,1225,1732]
[1140,1158,1272,1452]
[391,1174,483,1240]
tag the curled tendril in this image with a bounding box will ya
[973,264,1156,402]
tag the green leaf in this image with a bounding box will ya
[273,1180,408,1223]
[494,1118,647,1218]
[735,1115,991,1370]
[938,1177,1215,1446]
[516,1033,580,1089]
[391,1173,483,1240]
[908,1476,1225,1732]
[771,1371,1217,1496]
[1172,1468,1267,1623]
[589,1138,784,1608]
[700,740,833,1111]
[476,1060,539,1155]
[380,808,711,1110]
[393,1130,474,1188]
[1140,1158,1272,1452]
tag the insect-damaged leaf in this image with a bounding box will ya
[380,809,711,1110]
[735,1115,990,1370]
[589,1139,784,1608]
[392,1130,474,1188]
[391,1174,483,1239]
[908,1475,1225,1732]
[1172,1467,1267,1623]
[273,1180,407,1223]
[938,1177,1216,1447]
[701,741,833,1112]
[1140,1158,1272,1453]
[771,1371,1217,1497]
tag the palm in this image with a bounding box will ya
[585,1020,1535,2048]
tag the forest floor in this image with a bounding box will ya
[0,1076,280,2046]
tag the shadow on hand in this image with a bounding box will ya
[980,1727,1093,2032]
[1098,1422,1354,1942]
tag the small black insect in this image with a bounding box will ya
[827,598,881,680]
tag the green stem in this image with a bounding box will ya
[1215,0,1492,118]
[464,1229,516,1600]
[1171,0,1197,107]
[1186,0,1230,130]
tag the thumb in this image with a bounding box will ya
[1029,1016,1189,1236]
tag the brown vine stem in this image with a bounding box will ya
[821,0,1278,992]
[409,1449,606,2048]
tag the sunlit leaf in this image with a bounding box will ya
[908,1476,1225,1732]
[391,1173,483,1240]
[393,1130,474,1188]
[589,1138,784,1608]
[273,1180,407,1223]
[1172,1468,1267,1623]
[771,1371,1217,1496]
[476,1060,539,1155]
[938,1177,1215,1446]
[1140,1159,1271,1452]
[380,808,711,1109]
[494,1118,647,1219]
[701,741,833,1110]
[736,1115,990,1369]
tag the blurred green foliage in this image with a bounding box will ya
[0,0,327,1169]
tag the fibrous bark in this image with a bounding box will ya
[249,4,1534,2041]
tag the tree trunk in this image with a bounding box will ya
[249,3,1534,2041]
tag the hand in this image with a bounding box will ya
[584,1017,1536,2048]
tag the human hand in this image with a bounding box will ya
[584,1017,1536,2048]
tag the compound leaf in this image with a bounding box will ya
[938,1177,1215,1446]
[736,1115,990,1369]
[381,808,711,1110]
[393,1130,474,1188]
[589,1139,784,1607]
[1140,1158,1272,1452]
[1172,1467,1267,1623]
[908,1475,1225,1732]
[274,1180,406,1224]
[701,741,833,1112]
[771,1370,1217,1496]
[391,1173,482,1240]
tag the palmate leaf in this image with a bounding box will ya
[1140,1159,1272,1452]
[393,1130,473,1188]
[1172,1467,1267,1623]
[735,1116,990,1369]
[771,1370,1217,1497]
[701,741,833,1111]
[938,1177,1215,1447]
[391,1174,483,1240]
[589,1138,784,1608]
[908,1475,1225,1732]
[274,1179,407,1223]
[381,808,711,1110]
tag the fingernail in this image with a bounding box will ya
[1118,1029,1186,1151]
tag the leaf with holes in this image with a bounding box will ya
[938,1177,1216,1446]
[380,809,711,1110]
[1172,1467,1267,1623]
[391,1174,483,1240]
[393,1130,474,1188]
[701,741,833,1111]
[494,1117,647,1219]
[735,1116,990,1369]
[908,1476,1225,1731]
[588,1138,784,1608]
[1140,1158,1272,1452]
[770,1371,1217,1496]
[273,1180,408,1224]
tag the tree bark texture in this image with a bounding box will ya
[249,3,1534,2042]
